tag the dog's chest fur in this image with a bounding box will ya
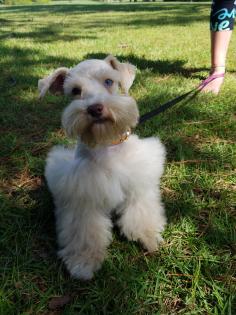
[72,135,165,212]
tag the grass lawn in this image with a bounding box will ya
[0,1,236,314]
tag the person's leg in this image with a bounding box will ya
[211,30,232,69]
[200,0,235,94]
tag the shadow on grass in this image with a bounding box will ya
[0,2,208,15]
[1,189,165,313]
[0,44,81,95]
[0,40,235,314]
[0,45,207,102]
[0,29,97,42]
[1,180,234,314]
[0,2,209,44]
[1,44,234,181]
[85,52,209,79]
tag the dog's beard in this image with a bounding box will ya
[62,96,139,147]
[81,101,138,146]
[82,119,127,146]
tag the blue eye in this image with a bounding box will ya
[104,79,113,87]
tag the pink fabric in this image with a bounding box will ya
[198,73,225,89]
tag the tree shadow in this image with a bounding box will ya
[1,40,235,233]
[0,44,81,96]
[0,2,234,312]
[0,17,97,42]
[0,1,210,37]
[0,45,208,102]
[0,183,162,313]
[134,88,235,254]
[85,52,209,79]
[0,38,235,314]
[0,2,209,45]
[0,29,97,42]
[0,2,208,15]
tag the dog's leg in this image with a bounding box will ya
[57,208,112,280]
[118,191,166,252]
[45,146,113,280]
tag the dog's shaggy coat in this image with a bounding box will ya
[39,56,166,280]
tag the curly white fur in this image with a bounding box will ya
[40,56,166,280]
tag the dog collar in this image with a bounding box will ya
[110,128,131,146]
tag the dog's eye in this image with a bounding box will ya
[104,79,113,87]
[71,87,82,96]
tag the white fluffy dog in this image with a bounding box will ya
[39,55,166,280]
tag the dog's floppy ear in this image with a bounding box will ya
[38,67,69,98]
[105,55,136,94]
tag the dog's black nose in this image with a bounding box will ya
[87,104,104,118]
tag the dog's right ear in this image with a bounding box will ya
[104,55,136,95]
[38,67,69,98]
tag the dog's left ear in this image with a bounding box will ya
[105,55,136,94]
[38,67,69,98]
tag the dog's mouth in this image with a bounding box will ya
[92,117,111,124]
[90,110,116,126]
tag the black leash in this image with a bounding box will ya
[138,87,200,125]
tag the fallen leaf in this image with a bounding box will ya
[15,281,23,289]
[48,295,72,310]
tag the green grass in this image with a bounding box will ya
[0,1,236,314]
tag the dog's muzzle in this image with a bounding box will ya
[87,104,104,118]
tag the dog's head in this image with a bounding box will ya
[39,55,139,146]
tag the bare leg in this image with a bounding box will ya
[211,30,232,68]
[201,30,232,94]
[200,0,235,94]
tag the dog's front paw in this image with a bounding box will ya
[119,216,165,252]
[139,231,164,253]
[69,260,99,281]
[60,251,105,281]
